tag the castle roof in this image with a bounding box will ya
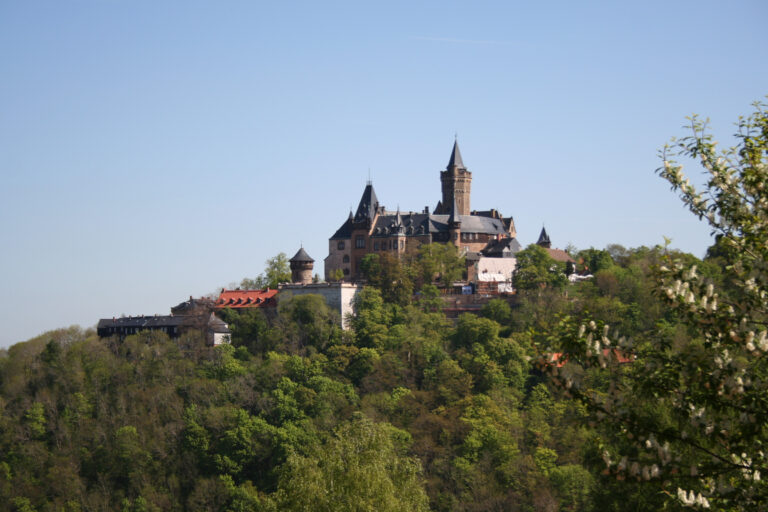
[97,315,193,330]
[215,289,278,309]
[290,247,314,263]
[481,237,522,258]
[447,139,465,169]
[354,182,379,223]
[330,214,354,240]
[365,211,507,237]
[537,227,551,246]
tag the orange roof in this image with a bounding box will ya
[214,289,278,309]
[546,248,576,263]
[547,349,633,367]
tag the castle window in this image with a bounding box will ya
[355,236,365,248]
[342,255,350,263]
[374,242,379,250]
[343,268,350,275]
[337,241,345,250]
[400,240,404,249]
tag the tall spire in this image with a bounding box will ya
[447,138,465,170]
[354,182,379,223]
[537,226,551,248]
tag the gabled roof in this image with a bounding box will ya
[482,237,522,258]
[207,312,230,333]
[545,248,575,263]
[290,247,314,263]
[354,182,379,223]
[215,289,278,309]
[447,139,465,169]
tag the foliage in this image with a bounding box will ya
[514,244,568,292]
[274,415,430,512]
[540,101,768,510]
[239,253,292,289]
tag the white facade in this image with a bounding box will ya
[212,332,231,346]
[278,282,362,329]
[476,257,517,282]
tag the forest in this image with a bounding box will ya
[0,104,765,511]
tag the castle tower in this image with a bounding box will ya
[440,139,472,216]
[290,247,314,285]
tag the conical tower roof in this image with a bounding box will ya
[447,139,465,169]
[290,247,314,263]
[537,227,551,246]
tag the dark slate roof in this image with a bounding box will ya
[207,313,230,333]
[369,212,507,237]
[372,212,430,236]
[97,315,194,330]
[447,139,465,169]
[354,183,379,223]
[482,237,522,258]
[170,296,215,316]
[330,214,354,240]
[449,214,507,234]
[290,247,314,262]
[537,227,551,245]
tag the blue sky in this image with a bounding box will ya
[1,0,766,348]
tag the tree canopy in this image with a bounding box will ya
[540,101,768,510]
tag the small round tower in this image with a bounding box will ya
[290,247,314,285]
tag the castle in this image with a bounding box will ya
[324,140,518,281]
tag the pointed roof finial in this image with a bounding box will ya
[290,247,314,263]
[447,138,465,170]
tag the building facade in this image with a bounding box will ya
[324,140,518,281]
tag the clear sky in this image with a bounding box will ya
[1,0,766,348]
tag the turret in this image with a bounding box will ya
[290,247,314,285]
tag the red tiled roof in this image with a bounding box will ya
[214,289,278,309]
[546,248,576,263]
[547,349,633,367]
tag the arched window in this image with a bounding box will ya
[343,255,350,263]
